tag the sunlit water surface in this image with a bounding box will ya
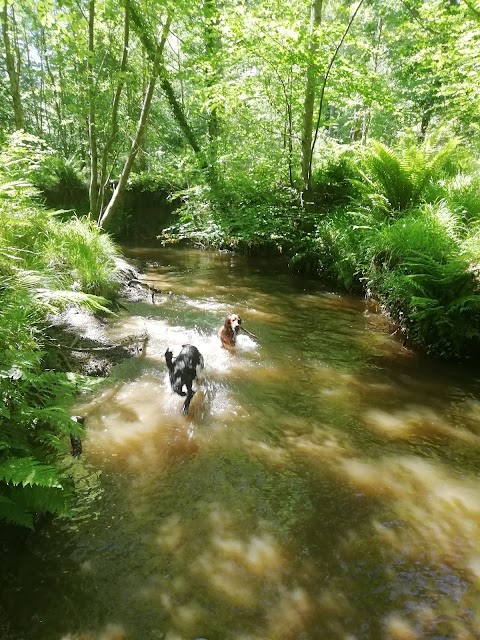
[2,247,480,640]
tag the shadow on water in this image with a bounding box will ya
[2,246,480,639]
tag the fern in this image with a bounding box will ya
[0,495,36,528]
[0,457,63,488]
[0,484,72,529]
[360,138,460,214]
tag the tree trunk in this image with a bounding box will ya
[1,0,24,130]
[41,27,68,156]
[98,12,172,230]
[97,0,130,220]
[129,0,202,158]
[300,0,323,199]
[278,69,294,189]
[87,0,98,218]
[309,0,366,183]
[203,0,222,176]
[362,16,382,145]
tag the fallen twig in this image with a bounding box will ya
[127,278,164,304]
[240,326,259,341]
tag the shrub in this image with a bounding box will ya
[35,155,89,214]
[444,173,480,224]
[310,145,360,207]
[0,276,85,528]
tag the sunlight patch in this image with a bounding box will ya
[364,405,480,446]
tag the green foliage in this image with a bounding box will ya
[0,131,53,183]
[0,278,80,528]
[34,155,89,214]
[444,172,480,224]
[0,132,120,528]
[127,169,187,197]
[162,185,300,253]
[310,144,361,207]
[288,208,369,290]
[357,138,460,213]
[365,201,461,269]
[363,203,480,358]
[43,217,121,298]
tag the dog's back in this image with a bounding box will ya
[165,344,204,413]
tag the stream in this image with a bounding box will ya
[2,246,480,640]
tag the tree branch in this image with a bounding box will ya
[308,0,366,188]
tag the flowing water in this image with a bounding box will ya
[2,246,480,640]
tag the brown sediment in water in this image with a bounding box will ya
[3,247,480,640]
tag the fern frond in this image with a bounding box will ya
[0,495,35,528]
[17,484,72,517]
[0,457,63,488]
[448,294,480,312]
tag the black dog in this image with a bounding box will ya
[70,415,85,458]
[165,344,204,414]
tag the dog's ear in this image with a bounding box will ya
[225,315,232,328]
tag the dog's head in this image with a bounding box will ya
[225,313,241,334]
[165,348,174,370]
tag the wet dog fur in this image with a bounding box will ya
[218,313,242,348]
[165,344,204,414]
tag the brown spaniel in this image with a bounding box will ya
[218,313,242,348]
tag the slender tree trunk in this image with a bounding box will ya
[129,0,202,158]
[1,0,24,130]
[300,0,323,199]
[41,28,68,155]
[87,0,98,218]
[203,0,221,177]
[278,70,294,189]
[362,16,382,145]
[286,95,294,189]
[97,0,130,220]
[22,22,40,133]
[308,0,366,184]
[98,12,172,230]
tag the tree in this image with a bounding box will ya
[129,0,202,158]
[98,9,172,229]
[1,0,24,130]
[87,0,98,217]
[300,0,323,198]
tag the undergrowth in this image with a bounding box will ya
[0,132,120,528]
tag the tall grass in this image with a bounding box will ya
[43,217,120,297]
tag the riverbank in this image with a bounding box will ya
[45,257,152,377]
[161,194,480,360]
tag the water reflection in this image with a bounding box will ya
[2,247,480,640]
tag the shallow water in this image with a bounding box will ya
[2,247,480,640]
